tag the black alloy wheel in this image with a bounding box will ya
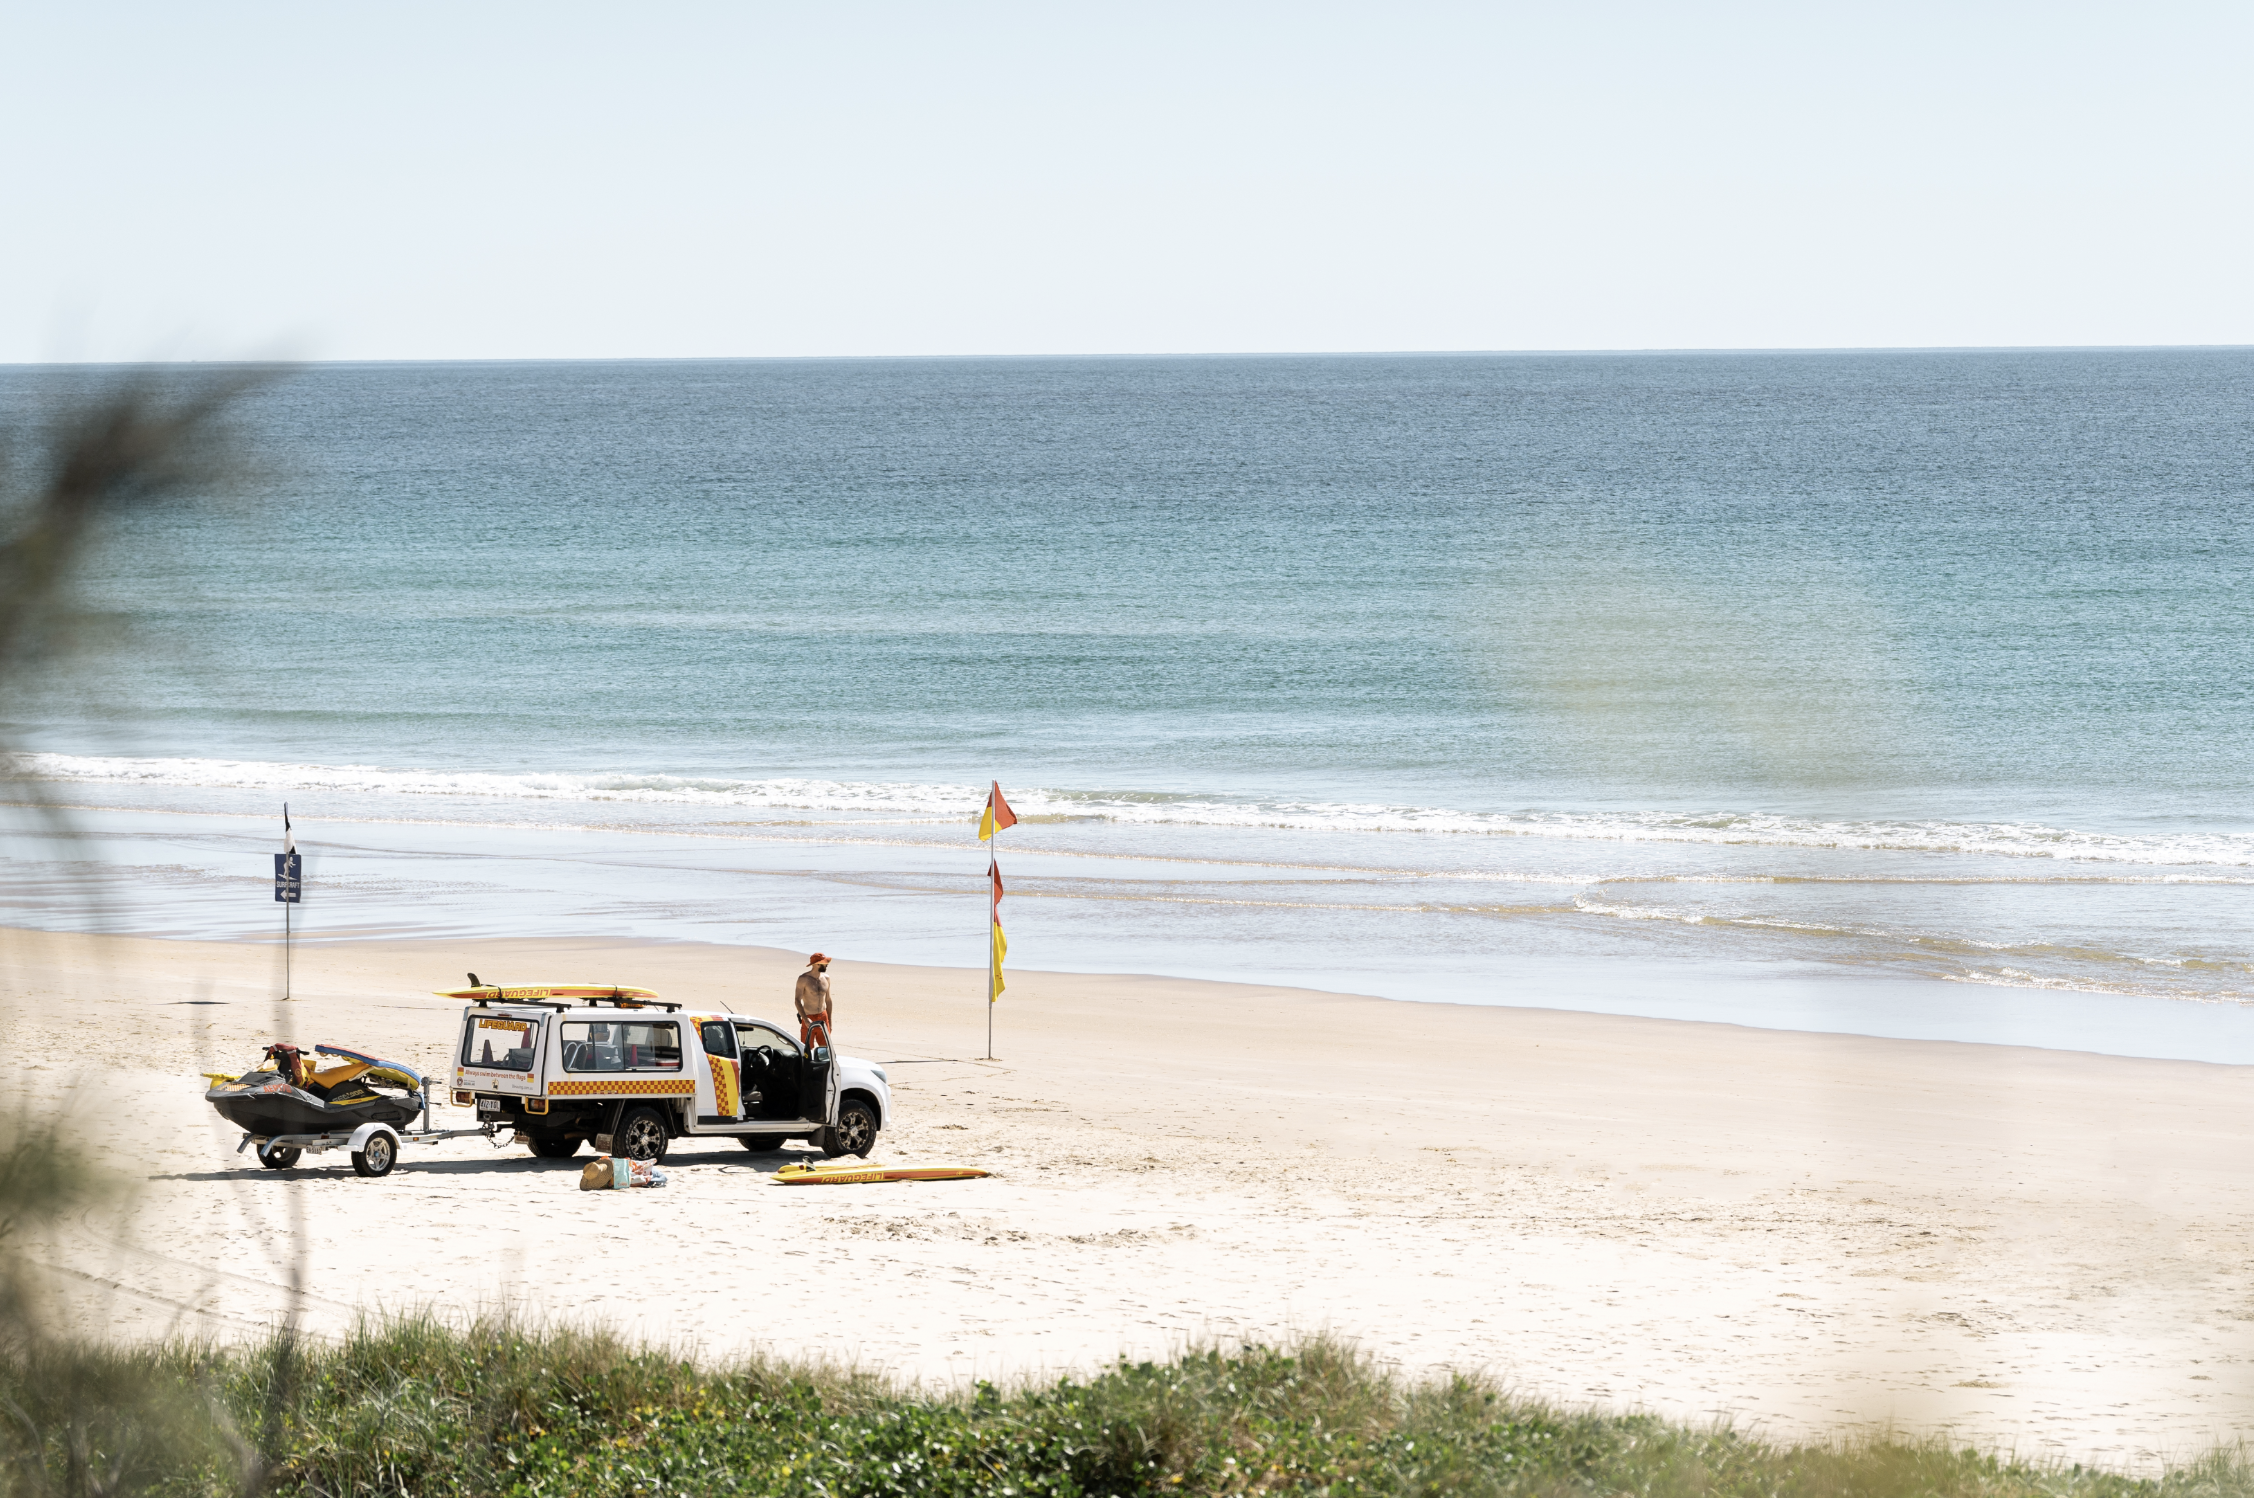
[528,1135,581,1159]
[821,1099,878,1159]
[616,1106,671,1163]
[258,1146,301,1170]
[739,1134,786,1152]
[350,1132,398,1178]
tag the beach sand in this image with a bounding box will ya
[6,926,2252,1468]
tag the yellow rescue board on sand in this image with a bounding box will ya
[773,1162,991,1186]
[433,984,661,1003]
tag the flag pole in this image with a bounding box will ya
[282,803,293,1002]
[987,826,997,1061]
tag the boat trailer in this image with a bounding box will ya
[236,1092,515,1178]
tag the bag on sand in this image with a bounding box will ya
[578,1154,669,1191]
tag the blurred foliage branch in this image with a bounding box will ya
[1,369,281,1497]
[0,372,272,709]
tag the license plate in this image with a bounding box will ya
[477,1099,505,1118]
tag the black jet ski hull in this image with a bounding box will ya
[206,1069,421,1137]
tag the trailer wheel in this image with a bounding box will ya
[351,1133,398,1178]
[739,1134,785,1152]
[616,1106,670,1164]
[258,1146,301,1170]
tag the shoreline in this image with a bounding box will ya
[8,924,2254,1465]
[20,894,2254,1066]
[7,795,2253,1062]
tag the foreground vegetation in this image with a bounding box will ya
[2,1323,2246,1498]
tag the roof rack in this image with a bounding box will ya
[470,995,680,1012]
[458,984,680,1013]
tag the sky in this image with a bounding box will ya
[4,2,2250,361]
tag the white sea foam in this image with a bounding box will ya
[10,755,972,817]
[14,753,2254,869]
[1941,967,2253,1005]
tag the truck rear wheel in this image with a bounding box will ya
[616,1106,670,1164]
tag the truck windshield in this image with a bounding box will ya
[462,1015,538,1072]
[734,1022,799,1056]
[560,1020,682,1073]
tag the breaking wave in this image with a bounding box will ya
[13,753,2254,869]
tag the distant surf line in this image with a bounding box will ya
[14,752,2254,868]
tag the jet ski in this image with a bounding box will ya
[205,1043,427,1147]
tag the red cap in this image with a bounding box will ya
[808,952,829,966]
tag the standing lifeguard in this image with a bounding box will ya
[795,953,832,1049]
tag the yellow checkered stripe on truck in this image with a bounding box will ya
[548,1079,695,1097]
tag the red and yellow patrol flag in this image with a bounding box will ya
[978,781,1017,841]
[981,782,1016,1016]
[989,858,1007,1001]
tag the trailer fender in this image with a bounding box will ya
[346,1122,399,1153]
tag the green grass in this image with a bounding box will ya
[1,1322,2245,1498]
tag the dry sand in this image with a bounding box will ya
[6,926,2252,1468]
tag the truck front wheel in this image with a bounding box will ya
[821,1099,878,1159]
[616,1107,671,1164]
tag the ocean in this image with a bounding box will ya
[4,351,2251,1058]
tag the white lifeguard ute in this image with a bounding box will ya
[446,982,890,1164]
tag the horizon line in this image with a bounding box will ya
[4,342,2253,371]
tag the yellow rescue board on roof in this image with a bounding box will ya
[772,1162,991,1186]
[433,984,661,1003]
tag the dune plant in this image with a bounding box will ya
[3,1323,2246,1498]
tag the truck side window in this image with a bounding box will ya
[561,1020,681,1072]
[699,1021,737,1059]
[560,1022,622,1072]
[630,1021,681,1070]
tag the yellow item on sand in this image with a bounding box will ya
[772,1161,991,1186]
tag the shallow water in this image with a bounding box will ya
[4,352,2251,1056]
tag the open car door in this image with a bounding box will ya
[695,1019,742,1119]
[798,1044,837,1126]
